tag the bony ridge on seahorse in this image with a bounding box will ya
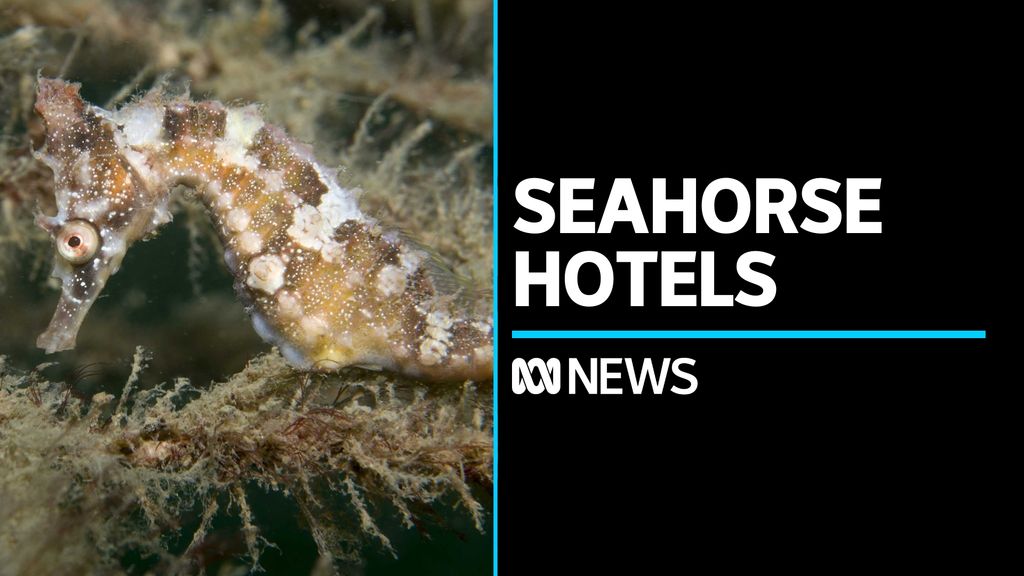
[31,77,493,382]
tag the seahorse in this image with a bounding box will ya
[31,77,492,382]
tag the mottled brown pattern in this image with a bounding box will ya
[33,78,492,382]
[192,102,227,138]
[162,104,191,141]
[161,102,226,141]
[287,161,328,205]
[250,126,291,169]
[71,111,104,151]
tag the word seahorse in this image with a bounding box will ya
[32,78,492,382]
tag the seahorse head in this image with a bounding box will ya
[33,78,169,353]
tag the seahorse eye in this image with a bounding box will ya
[56,220,101,265]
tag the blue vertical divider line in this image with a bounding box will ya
[491,1,498,574]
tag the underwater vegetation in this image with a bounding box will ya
[0,0,492,574]
[33,76,492,381]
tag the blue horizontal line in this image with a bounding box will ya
[512,330,987,339]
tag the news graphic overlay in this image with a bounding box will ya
[507,176,985,394]
[495,5,1007,573]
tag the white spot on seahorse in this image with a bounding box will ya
[122,148,157,188]
[418,310,454,366]
[315,167,363,228]
[322,241,346,263]
[299,315,330,346]
[262,169,285,193]
[75,197,111,221]
[376,265,406,297]
[285,204,348,262]
[207,180,234,210]
[399,249,425,273]
[224,105,263,147]
[246,254,285,294]
[226,207,250,232]
[215,106,263,170]
[277,290,303,319]
[75,151,92,186]
[286,204,327,251]
[237,230,263,255]
[118,104,164,147]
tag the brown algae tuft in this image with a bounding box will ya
[0,349,492,572]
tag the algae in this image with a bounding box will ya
[0,1,493,573]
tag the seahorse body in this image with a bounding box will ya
[32,78,492,382]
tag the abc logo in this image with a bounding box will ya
[511,358,561,394]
